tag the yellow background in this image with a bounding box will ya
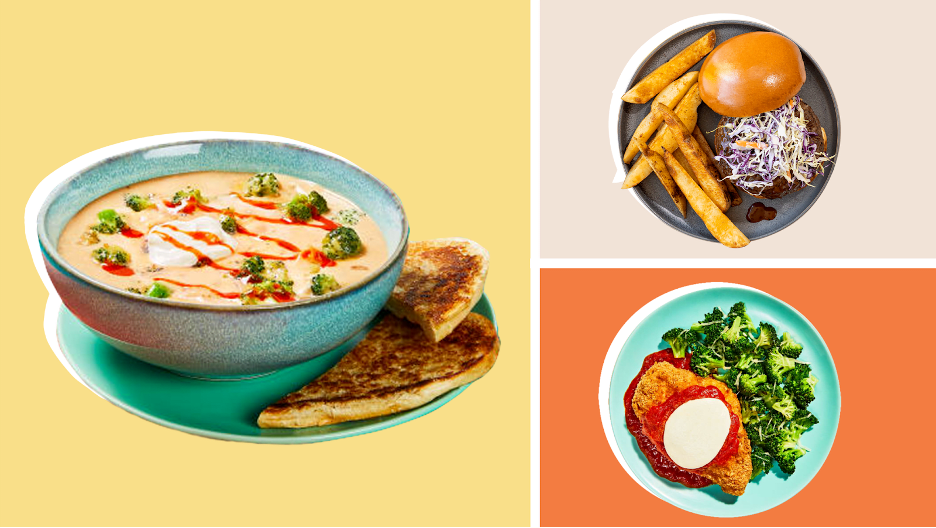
[0,1,530,526]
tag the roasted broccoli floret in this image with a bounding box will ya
[747,404,785,446]
[92,244,130,266]
[263,261,292,285]
[245,172,280,197]
[779,331,804,359]
[714,367,742,391]
[661,328,700,359]
[727,301,756,333]
[90,209,126,234]
[753,322,779,350]
[762,383,797,419]
[738,372,768,398]
[735,350,757,372]
[171,187,206,205]
[124,194,153,211]
[719,317,748,345]
[240,279,295,305]
[308,190,329,215]
[765,350,796,385]
[284,194,313,221]
[239,261,295,304]
[689,345,726,376]
[310,273,341,296]
[690,307,726,344]
[220,210,238,234]
[787,409,819,437]
[146,282,171,298]
[740,400,758,424]
[235,255,265,281]
[322,226,363,260]
[770,435,807,475]
[787,364,818,409]
[750,444,773,480]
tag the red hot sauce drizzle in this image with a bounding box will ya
[624,349,712,488]
[119,226,144,238]
[150,278,240,299]
[144,195,344,302]
[232,192,280,210]
[101,263,134,276]
[236,224,301,252]
[163,198,340,231]
[150,231,239,273]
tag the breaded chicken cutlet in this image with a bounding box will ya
[633,362,752,496]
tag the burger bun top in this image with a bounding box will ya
[699,32,806,117]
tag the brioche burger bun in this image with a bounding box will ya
[699,32,806,118]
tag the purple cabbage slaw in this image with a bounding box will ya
[713,96,834,195]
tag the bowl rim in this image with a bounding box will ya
[37,133,409,312]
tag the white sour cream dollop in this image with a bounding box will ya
[147,217,238,267]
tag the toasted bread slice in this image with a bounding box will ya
[633,362,752,496]
[257,313,499,428]
[386,238,489,342]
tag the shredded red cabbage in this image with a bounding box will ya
[713,96,834,196]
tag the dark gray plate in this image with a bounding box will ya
[618,21,840,242]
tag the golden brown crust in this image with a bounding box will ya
[633,362,752,496]
[257,313,499,428]
[385,238,489,342]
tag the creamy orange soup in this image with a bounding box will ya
[58,171,388,305]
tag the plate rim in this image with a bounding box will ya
[607,15,841,243]
[53,292,496,444]
[597,282,841,517]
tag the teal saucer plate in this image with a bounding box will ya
[56,293,496,443]
[608,285,840,517]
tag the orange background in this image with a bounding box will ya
[540,269,935,526]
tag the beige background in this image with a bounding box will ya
[540,1,935,258]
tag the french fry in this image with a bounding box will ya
[622,71,699,163]
[724,178,742,206]
[637,142,687,218]
[622,84,701,189]
[654,102,730,212]
[622,30,716,104]
[692,125,742,207]
[662,150,749,248]
[673,149,698,183]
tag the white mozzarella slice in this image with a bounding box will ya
[147,217,237,267]
[663,398,730,470]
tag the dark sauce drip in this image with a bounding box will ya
[746,202,777,223]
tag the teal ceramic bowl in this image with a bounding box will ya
[37,134,408,378]
[607,285,840,517]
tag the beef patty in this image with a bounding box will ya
[713,100,825,200]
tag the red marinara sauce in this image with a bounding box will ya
[623,349,711,488]
[642,385,741,469]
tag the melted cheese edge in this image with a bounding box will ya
[662,398,730,470]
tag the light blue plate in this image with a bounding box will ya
[608,286,840,517]
[56,293,496,444]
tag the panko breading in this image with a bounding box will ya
[633,362,752,496]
